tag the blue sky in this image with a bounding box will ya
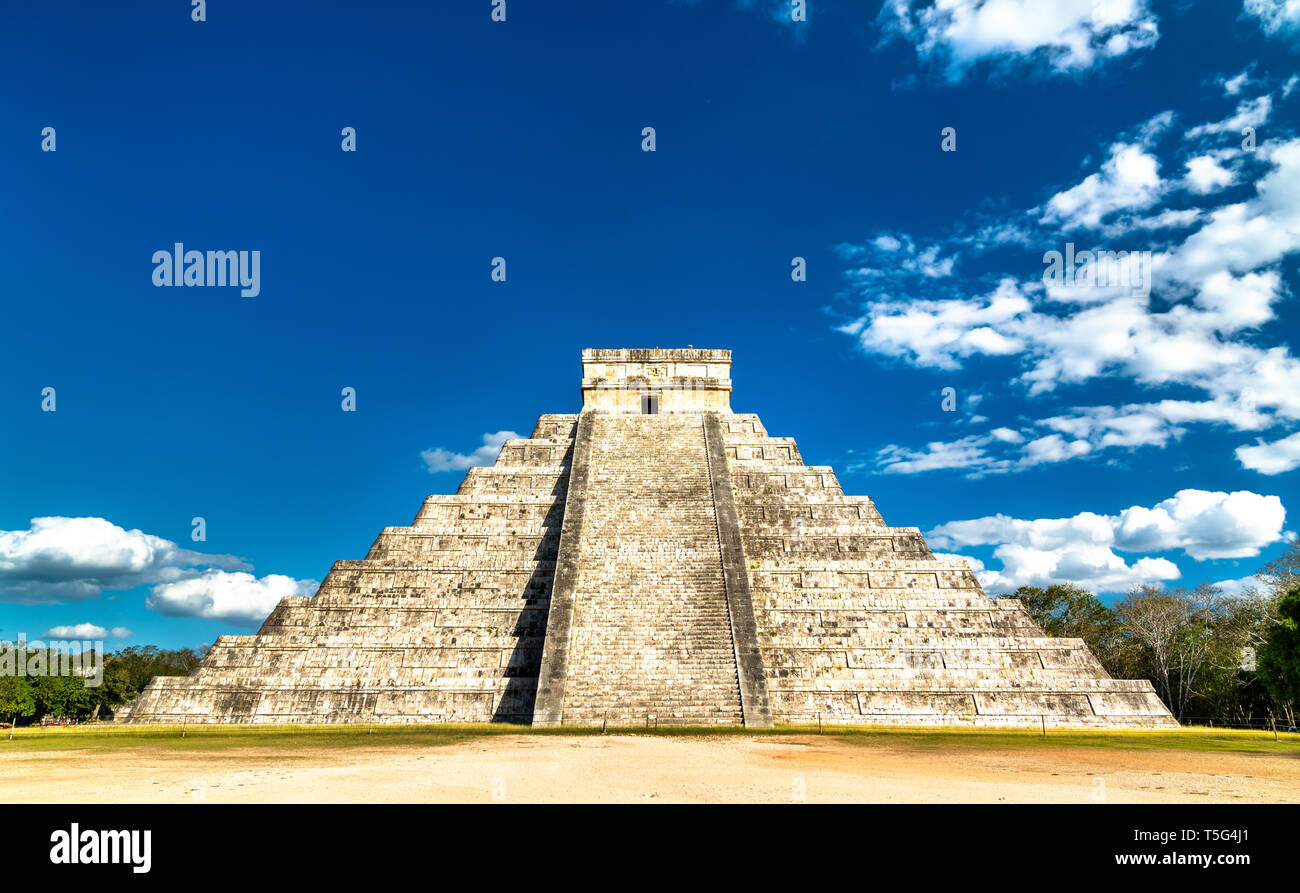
[2,0,1298,649]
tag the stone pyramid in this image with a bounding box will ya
[127,348,1176,728]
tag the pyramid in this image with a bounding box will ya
[126,348,1176,728]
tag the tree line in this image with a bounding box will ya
[0,645,205,725]
[1000,535,1300,727]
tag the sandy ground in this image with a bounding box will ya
[3,734,1299,803]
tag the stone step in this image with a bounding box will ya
[557,413,744,724]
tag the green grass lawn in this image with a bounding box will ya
[2,722,1296,755]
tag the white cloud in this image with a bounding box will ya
[42,623,132,640]
[1183,94,1272,139]
[1243,0,1300,36]
[1114,489,1286,559]
[928,489,1286,593]
[1221,69,1254,96]
[842,138,1300,464]
[949,488,1288,558]
[879,0,1159,79]
[1042,406,1174,449]
[421,430,520,473]
[839,277,1031,370]
[838,233,958,280]
[861,387,1286,477]
[861,396,1278,477]
[846,282,1272,397]
[1184,155,1236,194]
[1020,433,1092,465]
[1236,430,1300,474]
[957,220,1036,249]
[1164,139,1300,283]
[1045,397,1270,447]
[1103,207,1203,236]
[977,545,1180,594]
[0,516,247,605]
[839,81,1300,479]
[870,433,1012,476]
[0,515,314,631]
[147,570,318,627]
[1211,575,1265,598]
[1040,142,1165,230]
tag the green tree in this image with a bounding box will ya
[1008,584,1113,638]
[87,659,136,719]
[1258,588,1300,727]
[1188,591,1275,724]
[0,676,35,728]
[81,645,207,718]
[30,672,93,720]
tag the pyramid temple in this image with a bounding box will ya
[127,348,1176,728]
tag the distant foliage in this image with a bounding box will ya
[1001,545,1294,726]
[1258,589,1300,727]
[0,644,207,725]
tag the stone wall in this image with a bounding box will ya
[581,347,732,413]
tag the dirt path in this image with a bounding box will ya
[4,734,1297,803]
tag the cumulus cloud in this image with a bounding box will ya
[147,570,318,627]
[1040,142,1165,230]
[0,515,316,632]
[878,0,1160,79]
[1236,430,1300,474]
[421,430,520,473]
[1115,490,1286,559]
[929,489,1286,592]
[42,623,132,640]
[0,516,247,605]
[1163,138,1300,283]
[1183,155,1236,194]
[839,277,1031,370]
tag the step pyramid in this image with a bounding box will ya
[126,348,1176,728]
